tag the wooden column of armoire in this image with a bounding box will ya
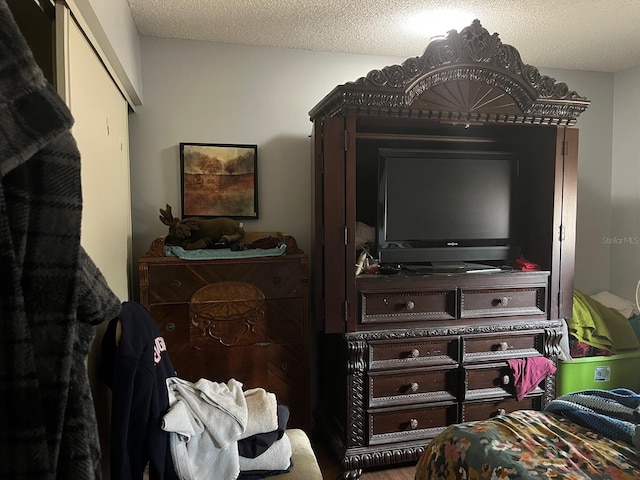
[309,20,590,479]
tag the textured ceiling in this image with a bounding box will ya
[127,0,640,73]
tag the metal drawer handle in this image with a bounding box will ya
[409,382,419,392]
[170,280,182,289]
[410,348,420,358]
[405,301,415,311]
[499,341,509,351]
[409,418,418,430]
[166,322,176,332]
[496,296,510,306]
[502,375,510,385]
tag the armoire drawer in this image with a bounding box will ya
[463,396,542,422]
[464,361,546,401]
[360,290,455,324]
[367,403,458,445]
[464,362,513,400]
[147,261,302,303]
[368,366,458,407]
[368,337,459,370]
[460,286,546,318]
[462,332,542,362]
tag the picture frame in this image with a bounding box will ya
[180,142,258,219]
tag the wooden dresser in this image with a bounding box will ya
[319,270,562,476]
[309,20,589,478]
[138,236,311,432]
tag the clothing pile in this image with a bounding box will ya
[162,377,291,480]
[566,289,640,358]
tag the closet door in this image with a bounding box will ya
[56,5,132,301]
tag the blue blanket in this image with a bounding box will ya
[165,244,287,260]
[544,388,640,447]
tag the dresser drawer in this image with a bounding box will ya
[462,332,542,362]
[464,360,546,401]
[147,261,302,303]
[368,366,458,407]
[464,362,513,400]
[360,290,455,324]
[368,337,458,370]
[368,403,458,445]
[460,286,546,318]
[463,396,542,422]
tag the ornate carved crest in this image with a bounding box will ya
[309,19,589,125]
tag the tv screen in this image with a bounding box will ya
[377,148,519,265]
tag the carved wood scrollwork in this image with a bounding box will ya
[543,326,563,403]
[347,339,367,448]
[309,19,590,125]
[342,445,427,473]
[189,281,266,347]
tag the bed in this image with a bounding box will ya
[415,391,640,480]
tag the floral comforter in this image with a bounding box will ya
[415,410,640,480]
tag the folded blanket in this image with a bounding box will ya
[241,388,278,439]
[239,433,292,473]
[566,290,640,353]
[544,388,640,448]
[239,405,289,458]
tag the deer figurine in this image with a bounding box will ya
[159,204,244,250]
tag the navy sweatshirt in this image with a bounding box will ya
[101,301,179,480]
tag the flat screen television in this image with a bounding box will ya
[376,148,520,267]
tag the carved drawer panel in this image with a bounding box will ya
[368,366,458,407]
[367,403,458,445]
[459,286,546,318]
[463,396,542,422]
[368,337,459,370]
[147,262,301,304]
[360,290,455,324]
[190,298,304,348]
[462,332,542,362]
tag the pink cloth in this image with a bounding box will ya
[507,357,556,401]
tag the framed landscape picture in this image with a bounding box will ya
[180,142,258,219]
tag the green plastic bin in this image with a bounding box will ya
[557,350,640,395]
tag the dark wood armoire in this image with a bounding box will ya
[309,20,590,479]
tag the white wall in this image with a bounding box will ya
[542,68,615,295]
[128,36,404,280]
[129,37,618,302]
[610,66,640,301]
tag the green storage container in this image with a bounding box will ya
[557,350,640,395]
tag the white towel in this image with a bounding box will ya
[239,432,292,472]
[241,388,278,439]
[162,377,247,480]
